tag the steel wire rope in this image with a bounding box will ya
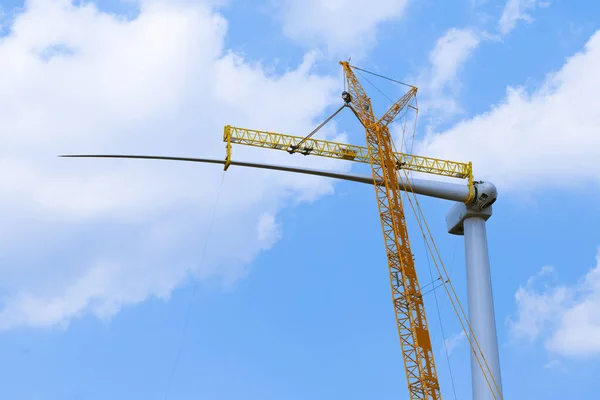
[400,104,410,153]
[291,103,347,152]
[164,171,226,399]
[409,96,419,155]
[351,65,415,89]
[355,68,395,104]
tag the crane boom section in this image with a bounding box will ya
[340,65,376,127]
[341,61,442,400]
[377,86,418,128]
[223,126,472,181]
[222,61,463,399]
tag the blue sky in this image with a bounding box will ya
[1,0,600,399]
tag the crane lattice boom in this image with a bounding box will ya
[222,62,477,399]
[58,62,501,400]
[341,61,441,399]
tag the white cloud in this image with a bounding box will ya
[443,331,468,356]
[508,250,600,358]
[543,359,565,370]
[547,257,600,356]
[0,0,351,330]
[416,30,600,192]
[508,266,569,341]
[499,0,548,35]
[414,0,549,123]
[428,29,481,93]
[416,28,481,119]
[257,213,281,245]
[276,0,409,58]
[414,0,549,125]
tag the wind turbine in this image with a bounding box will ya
[60,58,503,400]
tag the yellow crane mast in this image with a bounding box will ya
[340,61,440,399]
[224,62,475,399]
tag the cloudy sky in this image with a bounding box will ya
[1,0,599,398]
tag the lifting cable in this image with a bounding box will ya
[290,101,367,153]
[418,277,450,298]
[351,65,415,89]
[164,171,226,400]
[420,276,443,291]
[409,96,419,154]
[290,103,348,154]
[355,68,395,105]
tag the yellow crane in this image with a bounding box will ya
[223,62,500,400]
[62,61,503,400]
[224,61,453,399]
